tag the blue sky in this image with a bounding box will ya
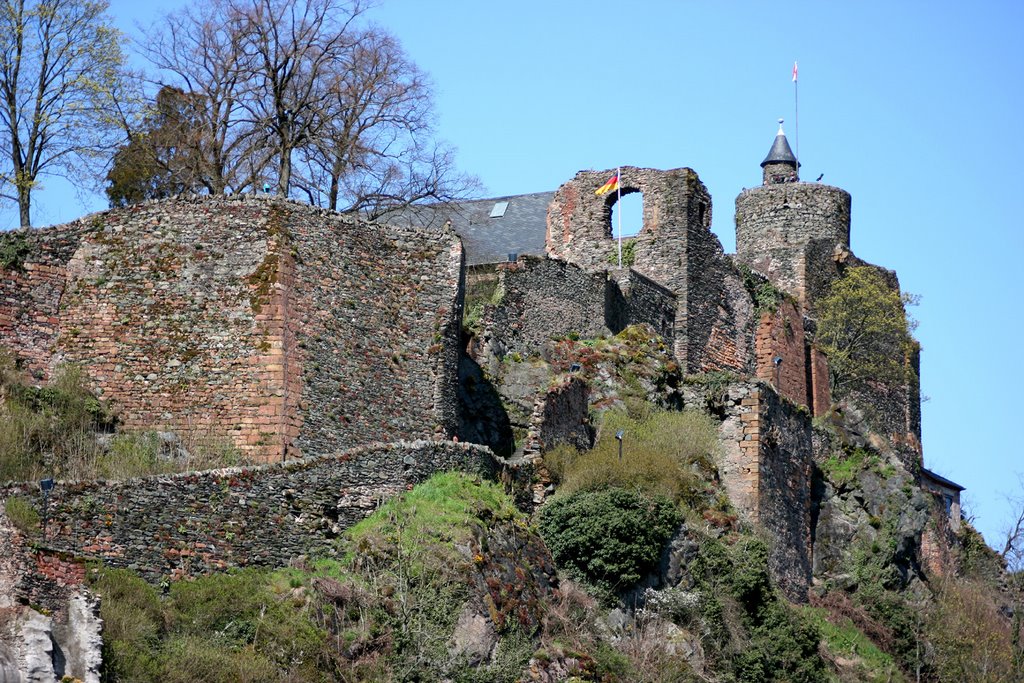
[4,1,1022,548]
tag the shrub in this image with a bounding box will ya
[543,408,719,506]
[815,265,918,397]
[926,578,1016,683]
[0,232,32,271]
[738,263,788,316]
[538,487,681,601]
[690,535,828,682]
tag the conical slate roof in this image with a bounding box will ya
[760,122,799,168]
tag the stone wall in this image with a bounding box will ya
[607,269,676,347]
[477,256,687,382]
[1,441,495,583]
[753,299,831,414]
[683,234,756,375]
[735,183,852,311]
[693,381,813,602]
[545,168,755,373]
[754,301,807,406]
[478,257,610,362]
[0,196,464,461]
[0,227,90,379]
[546,167,710,293]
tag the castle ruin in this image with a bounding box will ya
[0,124,947,608]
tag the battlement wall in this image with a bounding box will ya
[0,196,464,461]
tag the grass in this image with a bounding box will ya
[4,495,40,533]
[543,407,719,506]
[819,447,880,488]
[345,470,521,566]
[803,607,906,682]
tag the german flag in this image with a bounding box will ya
[595,173,620,196]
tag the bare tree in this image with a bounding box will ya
[230,0,364,196]
[137,0,256,195]
[0,0,129,226]
[1001,475,1024,678]
[130,0,478,211]
[294,28,478,215]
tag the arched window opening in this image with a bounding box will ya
[610,191,643,240]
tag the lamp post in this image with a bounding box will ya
[615,429,625,462]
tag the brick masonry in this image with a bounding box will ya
[0,196,464,462]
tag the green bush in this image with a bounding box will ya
[0,232,32,271]
[92,566,336,682]
[815,265,918,397]
[538,487,681,601]
[690,535,828,682]
[543,408,719,506]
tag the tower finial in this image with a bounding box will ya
[777,118,785,135]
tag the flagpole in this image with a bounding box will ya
[793,61,799,178]
[616,166,622,268]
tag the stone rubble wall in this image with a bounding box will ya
[287,200,464,457]
[0,196,464,462]
[478,257,610,363]
[684,240,756,374]
[477,257,685,384]
[689,381,813,602]
[735,183,852,311]
[607,269,676,348]
[0,226,91,379]
[545,168,755,374]
[752,298,831,413]
[545,167,710,295]
[1,440,495,584]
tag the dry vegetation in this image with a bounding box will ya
[0,354,246,482]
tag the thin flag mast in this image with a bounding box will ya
[595,169,623,267]
[793,61,799,174]
[616,167,622,267]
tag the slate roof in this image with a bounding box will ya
[761,130,799,168]
[379,191,553,266]
[921,468,966,492]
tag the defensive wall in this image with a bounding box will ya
[2,440,495,609]
[690,381,814,602]
[474,256,678,370]
[0,196,464,461]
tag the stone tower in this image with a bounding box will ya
[735,122,852,311]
